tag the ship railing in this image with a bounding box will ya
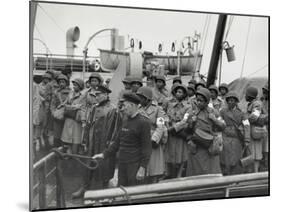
[32,53,100,73]
[84,172,269,205]
[32,147,65,210]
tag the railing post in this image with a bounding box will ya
[38,161,47,209]
[55,156,66,208]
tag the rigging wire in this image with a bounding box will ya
[34,24,52,53]
[246,64,268,77]
[201,14,211,55]
[38,4,65,34]
[240,17,252,78]
[224,16,234,41]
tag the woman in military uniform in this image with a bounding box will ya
[186,88,225,176]
[164,84,192,179]
[137,86,168,183]
[50,74,71,148]
[220,91,251,175]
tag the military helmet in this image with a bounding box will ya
[246,86,258,99]
[195,80,206,89]
[208,84,219,95]
[122,75,133,84]
[173,76,182,84]
[196,87,211,102]
[136,86,153,100]
[225,91,239,102]
[219,83,229,92]
[89,72,103,84]
[72,78,85,90]
[57,74,69,83]
[173,84,187,96]
[154,75,166,85]
[188,79,197,86]
[130,76,143,86]
[42,72,52,80]
[187,84,196,93]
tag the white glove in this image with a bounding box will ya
[156,117,165,127]
[252,109,261,117]
[183,113,189,121]
[242,119,250,126]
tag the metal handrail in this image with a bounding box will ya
[84,172,268,201]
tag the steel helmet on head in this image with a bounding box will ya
[154,75,166,85]
[196,87,211,103]
[89,72,103,84]
[225,91,239,102]
[173,84,187,97]
[72,78,85,90]
[208,85,219,95]
[219,83,229,92]
[136,86,153,100]
[57,74,69,83]
[246,86,258,99]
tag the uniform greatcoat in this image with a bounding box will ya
[139,101,168,177]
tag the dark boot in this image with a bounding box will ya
[71,187,85,199]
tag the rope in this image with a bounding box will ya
[119,186,132,204]
[38,4,65,34]
[240,17,252,78]
[51,148,99,170]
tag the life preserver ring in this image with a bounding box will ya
[94,62,100,71]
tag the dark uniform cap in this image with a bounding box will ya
[95,84,112,94]
[122,93,141,105]
[219,83,229,92]
[173,76,182,84]
[154,75,166,85]
[136,86,153,100]
[196,87,211,102]
[225,91,239,102]
[130,76,143,86]
[208,85,219,94]
[57,74,69,82]
[246,86,258,99]
[187,84,196,93]
[42,72,52,80]
[195,80,206,89]
[72,78,85,90]
[262,82,269,92]
[89,72,103,83]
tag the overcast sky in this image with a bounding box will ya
[33,2,268,83]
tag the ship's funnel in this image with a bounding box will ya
[66,26,80,57]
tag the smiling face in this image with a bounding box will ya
[122,101,138,117]
[210,89,218,99]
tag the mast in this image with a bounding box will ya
[206,14,227,87]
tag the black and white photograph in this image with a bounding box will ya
[30,0,269,211]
